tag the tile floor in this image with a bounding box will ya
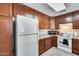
[40,47,78,56]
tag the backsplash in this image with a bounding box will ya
[39,29,52,36]
[73,29,79,37]
[39,29,79,37]
[58,29,79,37]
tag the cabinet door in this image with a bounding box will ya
[50,36,57,47]
[50,18,55,29]
[55,13,72,29]
[58,13,72,24]
[55,16,65,29]
[0,16,12,56]
[39,13,45,29]
[26,6,34,17]
[72,39,79,54]
[55,16,61,29]
[35,11,44,29]
[55,15,65,29]
[0,3,12,17]
[73,11,79,29]
[45,38,51,50]
[35,10,50,29]
[48,17,51,29]
[39,39,45,55]
[44,15,51,29]
[65,13,72,23]
[13,3,26,16]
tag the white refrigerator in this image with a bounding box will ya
[15,15,39,56]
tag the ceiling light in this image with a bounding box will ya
[47,3,66,12]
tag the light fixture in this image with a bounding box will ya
[47,3,66,12]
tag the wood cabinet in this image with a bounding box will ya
[0,16,12,56]
[39,39,45,55]
[44,15,51,29]
[65,13,72,23]
[50,18,55,29]
[35,11,50,29]
[55,16,65,29]
[55,13,73,29]
[50,36,57,47]
[55,16,61,29]
[35,11,45,29]
[73,11,79,29]
[0,3,12,17]
[26,6,34,17]
[13,3,35,17]
[13,3,26,16]
[45,38,51,50]
[13,4,51,29]
[39,36,57,55]
[72,38,79,54]
[34,11,42,29]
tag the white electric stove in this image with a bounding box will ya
[58,32,73,53]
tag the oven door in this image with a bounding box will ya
[58,36,72,48]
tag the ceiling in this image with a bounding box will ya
[23,3,79,17]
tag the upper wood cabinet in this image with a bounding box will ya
[50,18,55,29]
[44,15,51,29]
[0,3,12,17]
[0,16,12,56]
[35,10,50,29]
[13,4,51,29]
[26,6,34,17]
[55,16,65,29]
[65,13,72,23]
[55,13,73,29]
[13,4,26,16]
[55,16,61,29]
[13,3,34,17]
[35,11,43,29]
[73,11,79,29]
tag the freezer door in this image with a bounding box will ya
[16,34,38,56]
[16,15,39,35]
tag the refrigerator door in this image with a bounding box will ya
[16,15,39,36]
[16,34,38,56]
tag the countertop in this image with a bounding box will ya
[39,34,58,39]
[72,37,79,39]
[39,34,79,40]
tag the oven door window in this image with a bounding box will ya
[63,39,69,45]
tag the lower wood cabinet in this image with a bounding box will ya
[50,36,57,47]
[45,38,51,50]
[39,39,45,55]
[72,38,79,54]
[39,36,57,55]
